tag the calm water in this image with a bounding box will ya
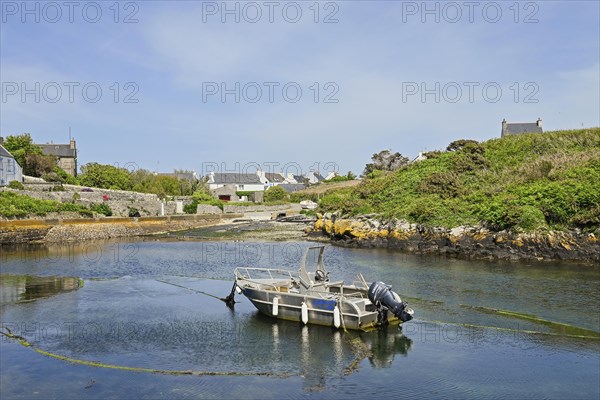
[1,239,599,399]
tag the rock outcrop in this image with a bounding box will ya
[309,214,600,263]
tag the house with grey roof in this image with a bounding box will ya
[0,144,23,186]
[501,118,543,138]
[258,171,286,187]
[305,171,325,184]
[158,171,199,182]
[279,183,307,193]
[207,171,266,192]
[38,138,78,176]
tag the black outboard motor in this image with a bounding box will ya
[368,281,413,323]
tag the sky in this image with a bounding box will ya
[1,0,599,177]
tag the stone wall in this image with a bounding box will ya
[222,204,291,213]
[196,204,223,214]
[5,185,193,217]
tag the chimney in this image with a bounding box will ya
[501,118,507,137]
[70,137,76,149]
[536,118,542,128]
[0,136,4,145]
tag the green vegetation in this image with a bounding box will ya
[264,186,288,202]
[319,128,600,232]
[0,191,92,218]
[7,180,24,190]
[184,191,224,214]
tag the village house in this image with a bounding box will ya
[37,138,78,176]
[206,172,265,192]
[0,144,23,186]
[501,118,543,138]
[257,171,286,188]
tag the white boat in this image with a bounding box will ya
[229,246,413,331]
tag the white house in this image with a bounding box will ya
[206,172,266,192]
[305,171,325,184]
[0,145,23,186]
[257,171,286,188]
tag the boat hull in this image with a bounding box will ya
[241,287,399,331]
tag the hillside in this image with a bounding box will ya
[318,128,600,233]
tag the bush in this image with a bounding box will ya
[264,186,288,202]
[327,175,349,183]
[90,203,113,216]
[418,172,462,198]
[7,180,24,190]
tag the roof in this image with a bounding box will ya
[211,173,262,184]
[293,175,306,183]
[0,145,14,158]
[38,144,77,158]
[265,172,284,182]
[279,184,307,193]
[158,172,198,182]
[504,123,543,135]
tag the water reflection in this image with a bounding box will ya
[0,274,82,305]
[359,326,413,368]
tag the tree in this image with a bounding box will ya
[264,186,288,202]
[347,171,356,180]
[78,163,133,190]
[25,153,57,177]
[2,133,51,176]
[363,150,409,176]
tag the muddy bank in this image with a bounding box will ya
[309,214,600,263]
[171,220,311,241]
[0,215,236,245]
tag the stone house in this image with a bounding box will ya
[501,118,543,138]
[38,138,78,176]
[0,144,23,186]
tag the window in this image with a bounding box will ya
[238,184,244,190]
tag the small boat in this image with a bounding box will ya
[230,246,414,331]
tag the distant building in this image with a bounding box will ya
[410,152,427,164]
[206,172,266,192]
[0,144,23,186]
[279,183,307,193]
[157,171,199,182]
[210,185,240,202]
[501,118,543,137]
[258,171,285,187]
[305,171,325,184]
[38,138,78,176]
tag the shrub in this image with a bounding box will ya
[418,172,462,198]
[327,175,349,183]
[90,203,112,216]
[264,186,288,202]
[7,180,24,190]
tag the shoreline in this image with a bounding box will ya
[0,214,241,245]
[309,214,600,264]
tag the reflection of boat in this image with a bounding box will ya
[231,246,414,331]
[359,325,413,368]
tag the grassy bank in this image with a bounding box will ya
[0,191,95,218]
[318,128,600,232]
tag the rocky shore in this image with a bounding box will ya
[309,213,600,263]
[0,215,228,245]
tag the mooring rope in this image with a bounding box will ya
[0,328,292,378]
[154,279,228,302]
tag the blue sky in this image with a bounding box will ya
[1,1,599,177]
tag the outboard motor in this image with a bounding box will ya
[368,282,414,323]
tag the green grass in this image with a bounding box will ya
[319,128,600,232]
[0,191,94,218]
